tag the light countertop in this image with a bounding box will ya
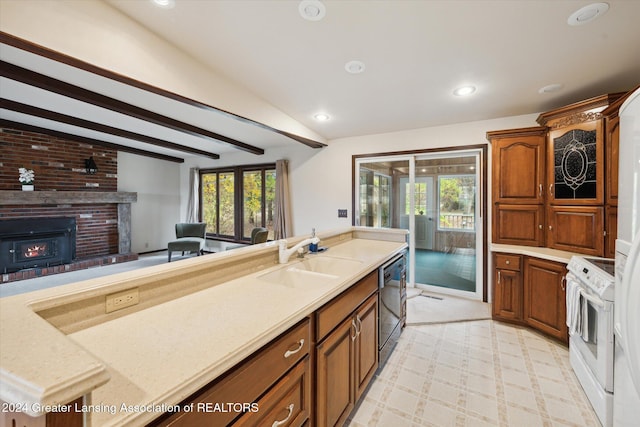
[0,228,407,426]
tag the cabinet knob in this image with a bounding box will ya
[549,225,553,230]
[539,224,543,229]
[505,260,510,265]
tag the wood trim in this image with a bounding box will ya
[536,92,626,126]
[1,31,326,149]
[486,126,547,140]
[1,61,265,155]
[1,99,220,160]
[0,191,137,205]
[0,119,184,163]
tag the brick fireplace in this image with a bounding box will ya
[0,127,137,283]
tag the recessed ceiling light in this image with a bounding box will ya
[567,2,609,26]
[538,83,564,94]
[345,60,366,74]
[314,113,330,121]
[299,0,326,21]
[151,0,175,9]
[453,85,476,96]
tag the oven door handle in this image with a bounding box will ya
[579,288,605,308]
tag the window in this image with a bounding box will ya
[200,164,276,242]
[438,175,475,231]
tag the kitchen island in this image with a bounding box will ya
[0,227,407,426]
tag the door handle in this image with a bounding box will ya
[561,276,566,291]
[539,184,543,197]
[549,184,554,197]
[497,271,501,284]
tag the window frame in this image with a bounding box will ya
[199,163,276,243]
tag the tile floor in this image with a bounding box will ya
[347,320,600,427]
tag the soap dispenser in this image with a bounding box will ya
[309,228,318,253]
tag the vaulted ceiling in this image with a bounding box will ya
[2,1,640,162]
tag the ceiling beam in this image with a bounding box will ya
[1,98,220,160]
[0,119,185,163]
[1,32,326,149]
[0,60,265,155]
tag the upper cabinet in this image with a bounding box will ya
[490,127,547,204]
[488,127,547,247]
[537,94,623,206]
[489,91,632,257]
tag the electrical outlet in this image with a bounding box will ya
[338,209,348,218]
[105,288,139,313]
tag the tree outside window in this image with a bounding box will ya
[438,175,475,231]
[201,165,275,242]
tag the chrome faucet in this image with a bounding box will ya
[278,237,320,264]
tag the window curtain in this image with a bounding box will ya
[186,167,200,223]
[274,159,292,239]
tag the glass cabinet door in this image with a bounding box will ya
[547,120,604,205]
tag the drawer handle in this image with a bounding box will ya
[272,403,294,427]
[284,339,305,358]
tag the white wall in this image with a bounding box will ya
[181,113,541,237]
[118,152,180,253]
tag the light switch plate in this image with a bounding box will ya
[338,209,348,218]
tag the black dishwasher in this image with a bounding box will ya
[378,250,406,367]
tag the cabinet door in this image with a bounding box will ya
[523,258,568,343]
[605,115,620,206]
[605,205,618,259]
[493,268,522,321]
[316,317,355,427]
[354,294,378,402]
[493,204,545,246]
[547,120,604,205]
[547,206,604,256]
[492,133,546,204]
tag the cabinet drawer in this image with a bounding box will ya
[157,318,310,426]
[316,270,378,341]
[494,254,521,271]
[234,357,310,427]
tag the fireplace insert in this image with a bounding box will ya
[0,217,76,273]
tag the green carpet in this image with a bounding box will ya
[411,249,476,292]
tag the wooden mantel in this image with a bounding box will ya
[0,191,137,254]
[0,191,137,205]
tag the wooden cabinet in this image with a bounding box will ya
[488,127,547,247]
[151,319,311,426]
[523,257,568,343]
[490,128,546,204]
[546,120,604,205]
[492,253,568,343]
[489,92,629,256]
[547,206,604,256]
[493,204,545,246]
[492,254,522,321]
[315,271,378,427]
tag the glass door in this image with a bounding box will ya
[415,153,480,299]
[355,149,484,300]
